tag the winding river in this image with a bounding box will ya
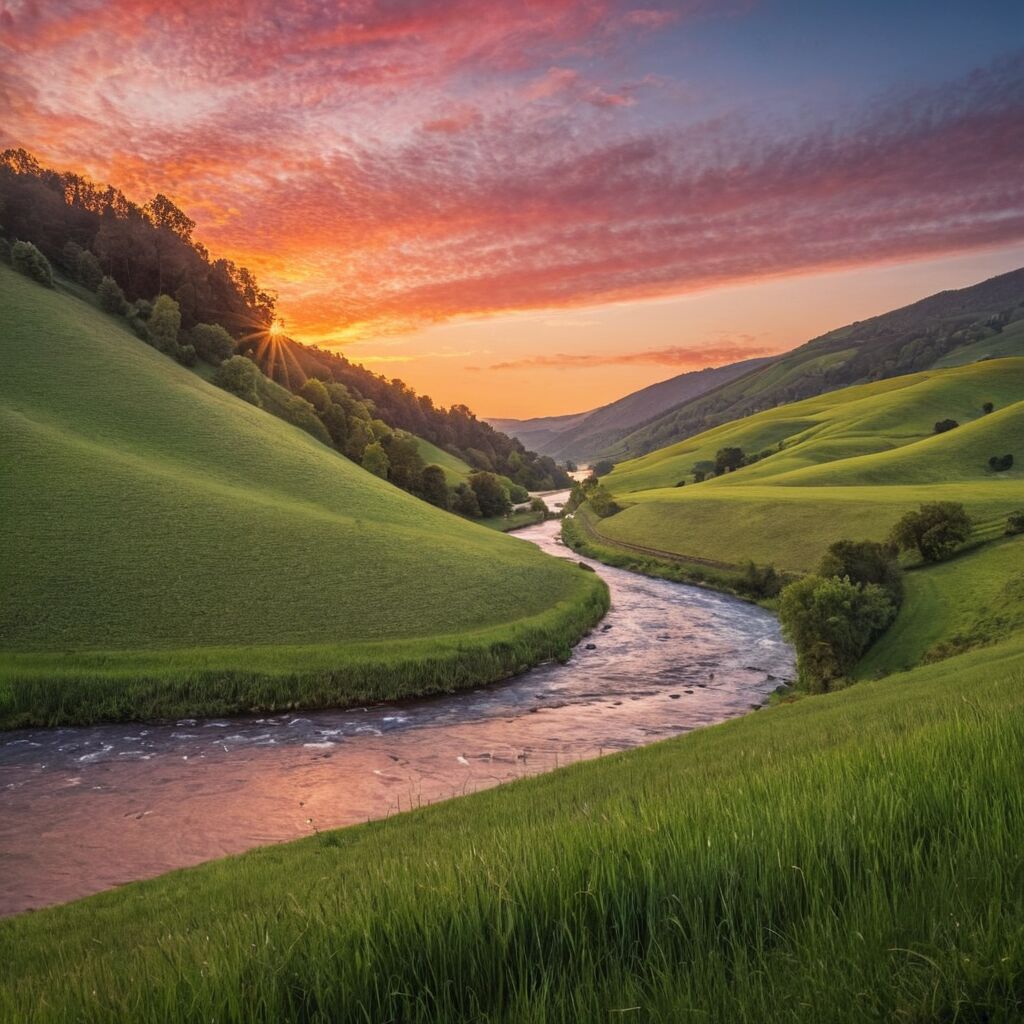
[0,492,794,917]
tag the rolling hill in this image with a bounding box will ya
[583,358,1024,576]
[0,266,606,726]
[602,267,1024,461]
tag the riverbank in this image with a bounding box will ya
[0,516,791,915]
[0,572,608,730]
[3,634,1021,1022]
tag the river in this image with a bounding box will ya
[0,492,794,916]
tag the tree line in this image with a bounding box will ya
[0,148,570,497]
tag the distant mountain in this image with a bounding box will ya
[604,267,1024,460]
[488,358,772,463]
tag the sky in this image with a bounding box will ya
[1,0,1023,417]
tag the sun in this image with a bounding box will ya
[268,320,284,339]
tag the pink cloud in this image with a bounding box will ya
[482,341,780,370]
[1,3,1021,350]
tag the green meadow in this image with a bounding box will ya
[596,359,1024,573]
[0,267,606,726]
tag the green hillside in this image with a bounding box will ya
[0,266,606,726]
[413,436,475,484]
[592,359,1024,574]
[602,267,1024,461]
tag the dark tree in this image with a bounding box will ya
[76,249,103,291]
[420,465,450,509]
[988,454,1014,472]
[933,419,959,434]
[190,323,235,365]
[889,502,972,562]
[818,539,902,604]
[982,401,994,415]
[11,241,53,287]
[469,472,511,517]
[714,447,746,474]
[362,441,390,479]
[452,482,482,517]
[149,295,181,354]
[592,460,615,477]
[97,275,127,314]
[215,355,261,406]
[779,575,895,692]
[1005,511,1024,536]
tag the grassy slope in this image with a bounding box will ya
[0,267,606,725]
[412,435,475,484]
[3,637,1022,1022]
[596,360,1024,572]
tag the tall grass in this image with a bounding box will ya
[3,640,1022,1022]
[0,577,608,728]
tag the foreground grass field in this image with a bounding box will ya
[0,267,606,726]
[597,359,1024,572]
[2,636,1022,1022]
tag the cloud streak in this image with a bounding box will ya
[480,340,779,370]
[1,1,1022,356]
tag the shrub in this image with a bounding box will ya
[592,460,615,478]
[779,575,895,692]
[507,483,530,505]
[420,465,450,509]
[818,539,903,604]
[469,472,512,518]
[588,484,621,518]
[692,460,715,483]
[933,418,958,434]
[11,240,53,287]
[452,482,482,517]
[174,343,197,367]
[76,249,103,291]
[132,298,153,320]
[674,480,686,487]
[214,355,261,405]
[97,276,127,314]
[61,240,83,274]
[529,496,548,514]
[362,441,390,479]
[149,294,182,354]
[714,447,745,475]
[889,502,972,562]
[127,316,150,342]
[1006,511,1024,536]
[738,562,782,599]
[0,237,11,264]
[298,377,330,412]
[190,323,235,365]
[988,454,1014,472]
[982,401,994,414]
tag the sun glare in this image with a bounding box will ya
[269,320,283,339]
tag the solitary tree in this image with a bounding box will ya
[592,460,615,478]
[149,294,182,354]
[982,401,995,415]
[889,502,971,562]
[714,447,745,474]
[933,419,958,434]
[779,575,895,692]
[988,454,1014,472]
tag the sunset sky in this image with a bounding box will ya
[2,1,1023,416]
